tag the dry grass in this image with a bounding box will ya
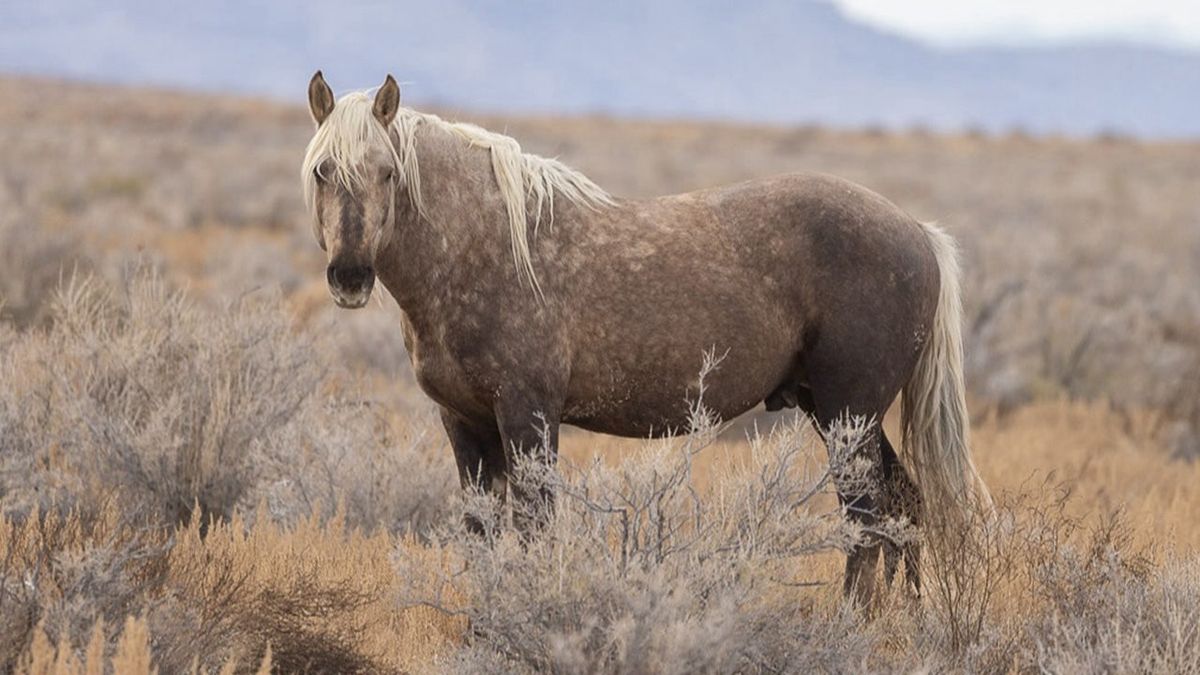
[0,502,462,673]
[19,616,271,675]
[1,75,1199,671]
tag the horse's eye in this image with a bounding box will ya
[382,168,394,183]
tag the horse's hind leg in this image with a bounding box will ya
[828,418,885,606]
[880,431,922,596]
[790,383,885,604]
[883,538,901,589]
[803,355,911,607]
[904,530,921,596]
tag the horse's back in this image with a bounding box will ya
[688,171,939,345]
[557,172,939,436]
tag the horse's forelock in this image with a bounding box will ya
[301,92,404,215]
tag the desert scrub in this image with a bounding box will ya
[0,270,461,669]
[0,503,461,672]
[398,405,886,674]
[19,616,271,675]
[0,272,317,526]
[398,403,1199,673]
[0,216,89,328]
[0,270,456,534]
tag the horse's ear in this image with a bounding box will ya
[373,74,400,127]
[308,70,335,126]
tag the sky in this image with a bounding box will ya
[836,0,1200,49]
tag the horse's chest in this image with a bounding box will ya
[407,336,494,417]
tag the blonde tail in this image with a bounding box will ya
[901,223,992,529]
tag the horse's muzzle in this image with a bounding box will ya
[327,264,375,309]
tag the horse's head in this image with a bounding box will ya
[302,71,402,309]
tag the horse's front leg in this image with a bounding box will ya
[440,407,507,536]
[495,391,562,535]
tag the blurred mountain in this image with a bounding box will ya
[3,0,1200,137]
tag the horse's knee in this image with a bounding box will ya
[511,481,555,536]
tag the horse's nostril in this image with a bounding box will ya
[327,264,374,291]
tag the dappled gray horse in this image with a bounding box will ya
[301,72,991,604]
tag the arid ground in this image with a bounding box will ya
[2,76,1199,672]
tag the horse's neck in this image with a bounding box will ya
[378,122,516,316]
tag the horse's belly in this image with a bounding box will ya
[561,339,794,438]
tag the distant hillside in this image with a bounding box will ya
[4,0,1200,137]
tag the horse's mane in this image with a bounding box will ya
[301,91,614,295]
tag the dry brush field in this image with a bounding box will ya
[2,75,1200,672]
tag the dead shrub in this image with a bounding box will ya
[899,485,1173,673]
[1027,516,1197,673]
[19,616,272,675]
[0,217,89,328]
[162,511,401,673]
[258,400,455,536]
[0,502,454,673]
[1,270,454,538]
[0,502,174,670]
[399,398,880,674]
[0,271,318,527]
[0,271,459,671]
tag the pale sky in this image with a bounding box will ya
[836,0,1200,49]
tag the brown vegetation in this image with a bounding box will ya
[1,75,1199,671]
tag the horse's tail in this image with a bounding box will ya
[901,222,992,529]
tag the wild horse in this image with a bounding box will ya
[301,72,991,604]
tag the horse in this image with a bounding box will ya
[301,71,991,604]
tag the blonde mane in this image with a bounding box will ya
[301,91,615,295]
